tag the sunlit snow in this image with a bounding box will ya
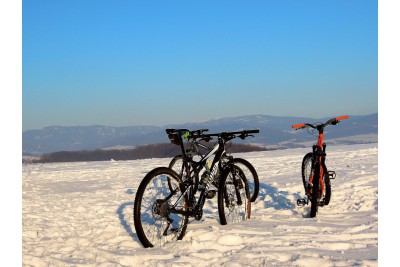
[23,143,378,266]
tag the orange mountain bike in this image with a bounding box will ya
[292,115,349,218]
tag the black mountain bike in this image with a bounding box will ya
[133,128,259,247]
[292,115,349,218]
[168,129,259,202]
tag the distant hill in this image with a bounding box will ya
[23,113,377,156]
[32,143,268,163]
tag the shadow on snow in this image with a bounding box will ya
[257,183,301,210]
[116,201,140,243]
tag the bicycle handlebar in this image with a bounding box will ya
[166,128,259,143]
[201,129,260,141]
[291,115,349,130]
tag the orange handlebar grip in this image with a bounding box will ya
[292,123,305,129]
[335,115,349,121]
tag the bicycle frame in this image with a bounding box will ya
[176,141,221,202]
[166,129,258,220]
[186,139,212,160]
[166,130,227,220]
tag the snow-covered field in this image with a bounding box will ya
[22,143,378,266]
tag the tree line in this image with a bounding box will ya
[34,142,268,163]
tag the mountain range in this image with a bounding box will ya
[23,113,378,156]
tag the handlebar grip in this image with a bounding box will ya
[245,129,260,134]
[292,123,305,129]
[335,115,349,121]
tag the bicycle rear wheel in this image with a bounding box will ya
[218,165,251,225]
[133,167,188,247]
[301,153,313,193]
[168,155,199,193]
[232,158,259,202]
[310,163,320,218]
[322,164,331,205]
[169,155,184,176]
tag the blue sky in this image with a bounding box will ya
[22,0,377,130]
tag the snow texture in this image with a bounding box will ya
[23,143,378,266]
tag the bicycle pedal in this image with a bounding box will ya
[206,190,216,199]
[297,198,308,206]
[328,171,336,179]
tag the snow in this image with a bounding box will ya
[22,143,378,266]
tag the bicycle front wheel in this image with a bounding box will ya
[310,163,320,218]
[133,167,189,248]
[218,165,251,225]
[233,158,259,202]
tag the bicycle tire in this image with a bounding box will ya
[133,167,189,248]
[232,158,259,202]
[218,165,251,225]
[322,164,331,205]
[301,153,313,193]
[310,163,320,218]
